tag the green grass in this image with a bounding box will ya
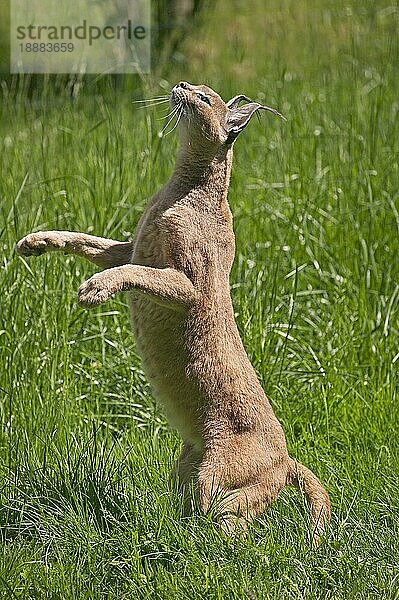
[1,1,399,597]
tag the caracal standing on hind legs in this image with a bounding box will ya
[17,81,330,543]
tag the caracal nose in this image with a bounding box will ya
[172,81,191,97]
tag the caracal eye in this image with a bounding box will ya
[196,92,211,106]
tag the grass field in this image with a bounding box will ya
[1,1,399,598]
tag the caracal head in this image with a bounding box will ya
[170,81,284,153]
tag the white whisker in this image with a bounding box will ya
[133,96,170,110]
[164,106,184,136]
[137,100,171,110]
[158,105,179,121]
[159,104,183,137]
[132,96,169,104]
[160,106,180,134]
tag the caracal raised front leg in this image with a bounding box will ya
[78,265,198,310]
[16,231,133,269]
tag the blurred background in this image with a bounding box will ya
[0,1,398,597]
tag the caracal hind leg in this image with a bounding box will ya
[170,441,202,516]
[198,473,267,534]
[198,438,289,534]
[16,231,133,269]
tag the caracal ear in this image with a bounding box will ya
[226,94,254,109]
[224,96,285,145]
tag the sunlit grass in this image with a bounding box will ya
[1,0,398,598]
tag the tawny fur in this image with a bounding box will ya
[16,82,330,542]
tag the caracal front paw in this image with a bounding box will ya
[78,273,115,308]
[16,232,65,256]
